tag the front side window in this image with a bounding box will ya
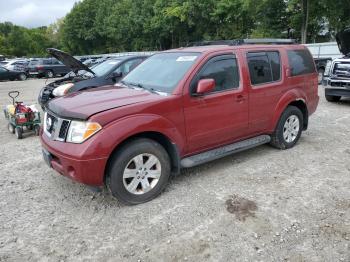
[287,49,316,76]
[191,55,239,93]
[122,52,200,93]
[91,59,122,77]
[247,51,281,85]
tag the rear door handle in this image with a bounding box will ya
[236,94,246,103]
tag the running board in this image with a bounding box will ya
[180,135,271,168]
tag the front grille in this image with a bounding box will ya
[333,62,350,78]
[330,81,350,88]
[58,120,70,139]
[44,112,71,141]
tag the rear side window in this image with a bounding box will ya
[287,50,316,76]
[43,59,52,65]
[192,54,240,93]
[247,51,281,85]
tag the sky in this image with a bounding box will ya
[0,0,79,28]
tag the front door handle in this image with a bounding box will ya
[236,94,246,103]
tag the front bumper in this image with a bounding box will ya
[40,129,108,186]
[323,77,350,97]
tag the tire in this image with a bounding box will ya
[34,125,40,136]
[325,95,341,102]
[106,138,171,205]
[45,70,54,78]
[15,127,23,139]
[270,106,303,150]
[8,123,15,134]
[318,68,325,84]
[18,73,27,81]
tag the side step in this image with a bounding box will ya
[180,135,271,168]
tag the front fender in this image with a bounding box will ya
[102,114,185,157]
[269,89,307,131]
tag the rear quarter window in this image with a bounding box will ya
[287,49,316,76]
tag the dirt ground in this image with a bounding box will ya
[0,78,349,262]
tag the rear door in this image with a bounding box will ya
[245,49,284,133]
[183,53,249,153]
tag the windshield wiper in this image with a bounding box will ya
[127,82,156,93]
[122,81,167,96]
[120,80,136,89]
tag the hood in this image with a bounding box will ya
[336,28,350,56]
[46,85,159,120]
[47,48,95,75]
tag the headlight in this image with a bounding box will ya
[52,83,74,97]
[66,121,102,143]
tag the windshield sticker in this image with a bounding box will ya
[176,56,197,62]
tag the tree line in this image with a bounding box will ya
[1,0,349,57]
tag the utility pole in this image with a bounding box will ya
[301,0,309,44]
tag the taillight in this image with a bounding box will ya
[36,66,44,70]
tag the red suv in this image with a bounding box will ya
[40,39,319,205]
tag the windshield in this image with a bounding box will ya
[90,59,122,77]
[122,52,200,93]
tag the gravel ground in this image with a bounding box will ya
[0,79,349,262]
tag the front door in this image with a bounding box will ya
[0,67,10,80]
[183,53,249,153]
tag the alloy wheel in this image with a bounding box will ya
[122,153,161,195]
[283,115,300,143]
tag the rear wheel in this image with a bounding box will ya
[18,73,27,81]
[270,106,303,150]
[45,70,54,78]
[325,94,341,102]
[34,125,40,136]
[15,127,23,139]
[106,138,171,205]
[8,123,15,134]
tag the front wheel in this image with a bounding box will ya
[106,138,171,205]
[325,95,341,102]
[270,106,303,150]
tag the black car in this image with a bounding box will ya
[0,66,27,81]
[38,48,148,107]
[27,57,70,78]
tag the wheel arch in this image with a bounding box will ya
[104,131,181,184]
[271,91,309,132]
[288,100,308,130]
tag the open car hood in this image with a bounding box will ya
[47,48,95,75]
[336,28,350,56]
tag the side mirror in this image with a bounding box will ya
[110,71,122,79]
[196,79,215,95]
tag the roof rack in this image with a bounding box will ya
[187,38,296,47]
